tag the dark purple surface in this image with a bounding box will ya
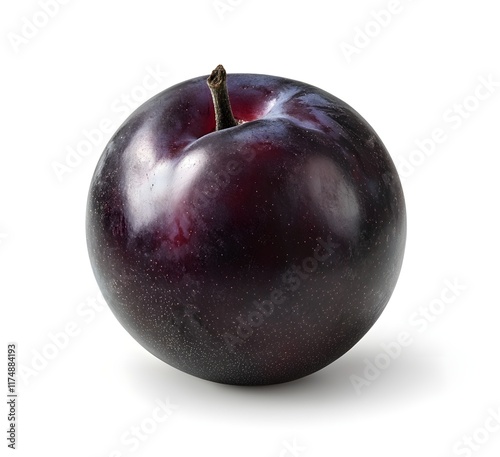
[86,73,406,385]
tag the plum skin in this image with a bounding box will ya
[86,72,406,386]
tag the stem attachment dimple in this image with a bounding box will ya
[207,65,238,131]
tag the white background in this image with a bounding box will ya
[2,1,500,456]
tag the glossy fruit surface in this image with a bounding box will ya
[86,67,406,385]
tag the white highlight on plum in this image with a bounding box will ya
[305,156,360,239]
[123,126,207,233]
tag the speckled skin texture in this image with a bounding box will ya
[86,73,406,385]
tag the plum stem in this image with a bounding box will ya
[207,65,238,131]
